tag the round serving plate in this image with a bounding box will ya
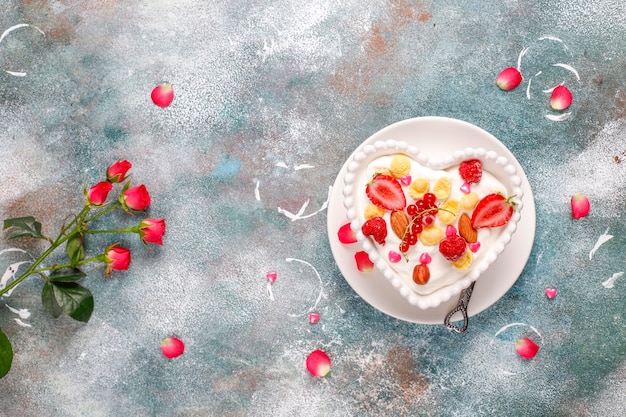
[327,117,536,324]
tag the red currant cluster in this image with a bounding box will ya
[399,192,438,253]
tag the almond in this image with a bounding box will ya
[390,210,409,239]
[412,264,430,285]
[458,213,478,243]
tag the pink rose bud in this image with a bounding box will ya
[87,181,113,206]
[306,349,331,377]
[151,83,174,108]
[515,337,540,359]
[496,67,523,91]
[106,160,132,183]
[550,85,573,111]
[104,244,131,275]
[123,184,151,211]
[570,193,590,219]
[161,336,185,359]
[138,218,166,245]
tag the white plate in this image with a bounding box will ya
[327,117,536,324]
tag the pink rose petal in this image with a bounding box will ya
[515,337,540,359]
[570,193,590,219]
[338,222,357,244]
[266,271,277,283]
[545,288,557,299]
[309,312,321,324]
[355,251,374,272]
[469,242,481,252]
[550,85,573,111]
[496,67,523,91]
[306,349,331,377]
[161,336,185,359]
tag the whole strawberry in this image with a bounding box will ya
[459,159,483,184]
[439,234,467,262]
[362,217,387,245]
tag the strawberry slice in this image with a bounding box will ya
[366,174,406,211]
[471,193,515,229]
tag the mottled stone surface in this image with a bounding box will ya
[1,1,625,416]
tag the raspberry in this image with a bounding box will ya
[459,159,483,184]
[438,234,467,262]
[361,217,387,245]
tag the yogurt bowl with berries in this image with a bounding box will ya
[342,139,523,309]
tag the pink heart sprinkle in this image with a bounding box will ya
[419,252,432,265]
[400,175,412,186]
[309,312,321,324]
[545,288,557,299]
[266,271,277,283]
[388,251,402,263]
[469,242,481,252]
[460,182,471,194]
[446,225,457,236]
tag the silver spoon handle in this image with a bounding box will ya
[443,281,476,332]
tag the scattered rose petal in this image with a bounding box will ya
[355,251,374,272]
[469,242,481,252]
[496,67,523,91]
[266,271,277,283]
[388,251,402,263]
[306,349,331,377]
[446,225,457,236]
[400,175,412,186]
[161,337,185,359]
[460,182,471,194]
[419,252,432,265]
[570,193,590,219]
[550,85,573,111]
[545,288,557,299]
[338,222,357,244]
[515,337,540,359]
[309,312,321,324]
[151,83,174,107]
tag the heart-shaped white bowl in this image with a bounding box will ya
[343,139,523,309]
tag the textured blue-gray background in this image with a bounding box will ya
[1,1,625,416]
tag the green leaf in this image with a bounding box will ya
[49,266,86,283]
[0,328,13,379]
[42,282,63,318]
[52,282,94,323]
[65,233,85,267]
[3,216,46,240]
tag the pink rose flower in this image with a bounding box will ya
[138,218,166,245]
[87,181,113,206]
[104,244,131,275]
[123,184,151,211]
[107,160,132,183]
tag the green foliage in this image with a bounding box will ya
[0,328,12,379]
[3,216,46,240]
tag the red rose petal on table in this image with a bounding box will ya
[151,83,174,107]
[266,271,277,283]
[550,85,573,111]
[354,251,374,272]
[496,67,523,91]
[309,312,320,324]
[570,193,590,219]
[337,222,357,244]
[515,337,540,359]
[306,349,331,377]
[161,337,185,359]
